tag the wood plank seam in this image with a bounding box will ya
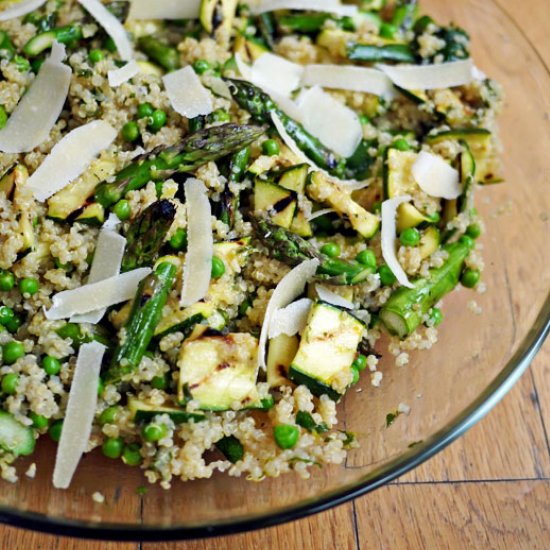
[528,367,550,462]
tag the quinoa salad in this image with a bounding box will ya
[0,0,502,490]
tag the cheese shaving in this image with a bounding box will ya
[250,53,303,98]
[78,0,133,61]
[163,66,213,119]
[316,285,354,309]
[108,59,140,87]
[70,226,126,324]
[258,259,319,370]
[268,298,313,339]
[0,42,71,153]
[378,59,474,91]
[412,151,462,199]
[26,120,117,202]
[381,196,414,289]
[128,0,201,20]
[45,268,151,320]
[181,178,213,306]
[53,341,106,489]
[302,64,395,99]
[249,0,357,17]
[0,0,47,21]
[296,86,362,158]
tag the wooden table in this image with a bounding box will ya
[1,0,549,547]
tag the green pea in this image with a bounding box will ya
[14,55,30,72]
[466,223,482,239]
[320,242,341,258]
[355,249,377,270]
[0,271,15,291]
[97,377,105,397]
[99,405,120,425]
[461,268,480,289]
[400,227,420,247]
[0,105,7,130]
[30,412,48,430]
[426,212,441,224]
[459,235,474,248]
[392,138,411,152]
[147,109,167,132]
[2,341,24,365]
[429,307,443,326]
[273,424,300,450]
[1,373,18,394]
[122,443,143,466]
[42,355,61,376]
[352,354,367,372]
[380,22,398,39]
[209,108,230,123]
[350,366,360,385]
[104,36,117,52]
[211,256,226,279]
[121,121,140,143]
[151,375,169,390]
[19,277,39,296]
[378,264,397,286]
[88,49,104,63]
[113,199,131,221]
[169,228,187,251]
[142,422,168,442]
[0,306,14,326]
[192,59,211,74]
[359,114,370,125]
[102,437,124,459]
[48,419,63,442]
[261,139,280,156]
[4,315,21,334]
[137,102,154,119]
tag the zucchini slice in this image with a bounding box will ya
[277,164,313,237]
[266,334,298,388]
[254,179,297,229]
[177,332,264,410]
[233,34,269,63]
[128,397,206,424]
[418,226,440,260]
[288,301,365,401]
[307,171,379,238]
[200,0,238,35]
[75,203,105,226]
[0,411,35,456]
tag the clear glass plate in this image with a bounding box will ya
[0,0,549,541]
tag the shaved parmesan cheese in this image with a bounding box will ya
[78,0,133,61]
[0,42,71,153]
[307,208,336,221]
[316,285,354,309]
[251,53,303,98]
[302,64,395,99]
[0,0,47,21]
[45,268,151,320]
[26,121,116,202]
[249,0,357,17]
[412,151,461,199]
[181,179,213,307]
[472,65,487,81]
[108,59,140,87]
[70,227,126,324]
[378,59,473,91]
[128,0,201,20]
[103,212,121,231]
[381,196,414,289]
[268,298,312,339]
[53,341,106,489]
[296,86,362,158]
[258,259,319,370]
[163,66,213,119]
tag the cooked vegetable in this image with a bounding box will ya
[0,411,35,457]
[137,36,179,72]
[23,25,82,56]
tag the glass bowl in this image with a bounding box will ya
[1,0,549,541]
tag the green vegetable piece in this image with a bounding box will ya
[400,227,420,247]
[355,249,377,270]
[0,306,14,326]
[99,406,120,425]
[347,43,415,63]
[0,411,35,456]
[429,307,443,326]
[23,25,82,57]
[320,243,341,259]
[1,373,19,394]
[142,422,168,442]
[19,277,39,295]
[97,377,105,397]
[122,443,143,466]
[380,22,398,39]
[169,228,187,251]
[295,411,329,434]
[262,139,280,156]
[136,102,154,119]
[193,59,211,74]
[42,355,61,376]
[466,223,482,239]
[352,354,367,371]
[88,49,104,63]
[461,268,480,288]
[13,55,30,72]
[210,256,226,279]
[4,316,21,334]
[273,424,300,450]
[2,341,24,365]
[350,365,360,385]
[216,435,244,463]
[107,262,177,382]
[147,109,167,132]
[137,36,180,72]
[378,264,397,286]
[30,412,48,430]
[392,138,411,152]
[49,419,63,442]
[121,121,140,143]
[0,31,15,61]
[102,437,124,459]
[0,105,7,130]
[113,199,131,221]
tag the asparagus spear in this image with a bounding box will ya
[379,236,474,339]
[23,25,82,57]
[251,218,374,285]
[95,123,266,207]
[122,200,176,272]
[347,43,415,63]
[220,146,250,227]
[137,36,180,72]
[0,31,15,61]
[106,261,177,382]
[224,79,343,176]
